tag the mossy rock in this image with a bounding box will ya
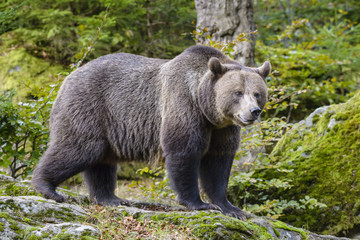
[0,181,40,197]
[229,91,360,236]
[91,205,349,240]
[0,174,97,239]
[1,174,349,239]
[147,211,276,239]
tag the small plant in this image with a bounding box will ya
[129,166,176,204]
[0,84,58,179]
[229,168,327,219]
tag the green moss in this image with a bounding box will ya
[0,222,5,232]
[9,221,20,231]
[22,226,42,240]
[41,232,50,238]
[311,114,320,125]
[31,207,86,223]
[22,217,33,224]
[0,211,23,235]
[51,232,73,240]
[2,183,39,197]
[80,236,99,240]
[0,212,18,228]
[323,110,335,119]
[27,235,42,240]
[150,211,274,239]
[25,226,40,232]
[272,227,280,237]
[271,220,308,239]
[0,212,11,219]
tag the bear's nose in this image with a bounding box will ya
[250,107,262,119]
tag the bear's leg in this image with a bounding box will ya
[199,126,247,220]
[83,162,129,206]
[32,139,107,202]
[161,119,219,211]
[166,153,219,211]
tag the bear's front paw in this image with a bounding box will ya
[180,200,221,212]
[211,200,250,220]
[222,207,247,221]
[191,202,221,211]
[220,204,253,221]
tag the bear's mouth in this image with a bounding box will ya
[233,115,255,126]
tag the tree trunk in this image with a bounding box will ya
[194,0,256,66]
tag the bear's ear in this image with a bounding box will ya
[256,61,271,80]
[208,57,225,75]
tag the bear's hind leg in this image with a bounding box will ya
[83,162,129,206]
[32,139,108,202]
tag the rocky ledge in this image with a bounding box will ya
[0,173,351,240]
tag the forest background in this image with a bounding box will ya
[0,0,360,237]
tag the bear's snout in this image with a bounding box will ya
[250,107,261,119]
[234,113,255,126]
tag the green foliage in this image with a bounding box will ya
[131,166,176,203]
[0,1,27,34]
[231,117,327,222]
[229,169,326,220]
[0,84,59,179]
[255,2,360,121]
[0,0,195,65]
[255,0,360,46]
[193,26,258,59]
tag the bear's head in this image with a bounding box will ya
[198,57,271,127]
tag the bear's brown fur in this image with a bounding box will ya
[32,45,270,219]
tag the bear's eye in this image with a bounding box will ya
[254,93,261,99]
[235,91,243,97]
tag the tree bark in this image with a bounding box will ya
[195,0,256,66]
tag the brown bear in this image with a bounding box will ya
[32,45,270,220]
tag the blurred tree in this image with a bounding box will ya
[194,0,256,66]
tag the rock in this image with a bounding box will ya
[0,175,15,182]
[0,196,87,223]
[24,223,99,240]
[327,117,336,129]
[304,106,329,128]
[0,176,99,239]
